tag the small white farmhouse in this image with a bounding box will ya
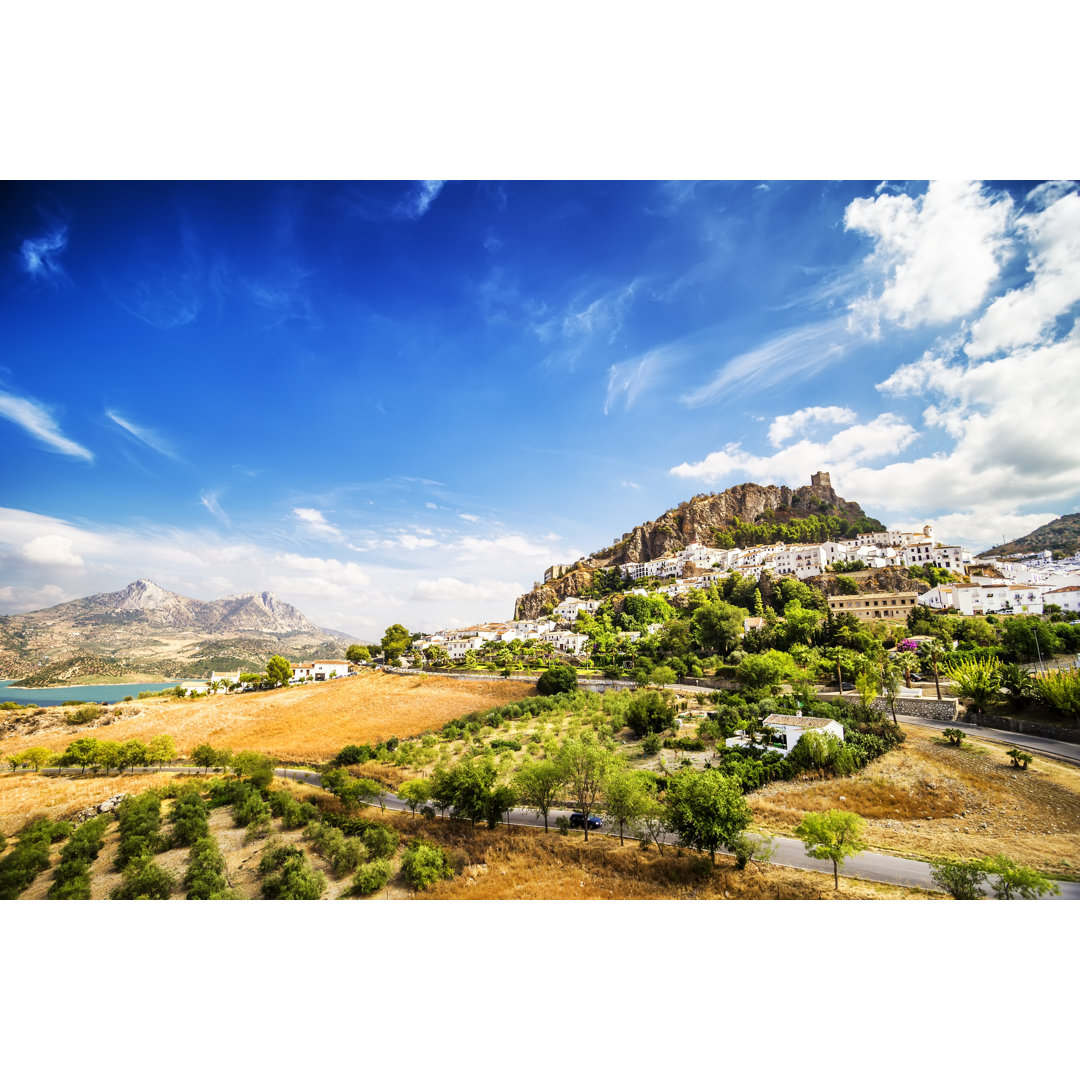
[726,713,845,757]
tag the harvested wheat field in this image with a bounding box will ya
[0,670,535,764]
[748,723,1080,876]
[0,771,167,836]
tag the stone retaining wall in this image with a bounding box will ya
[816,691,959,722]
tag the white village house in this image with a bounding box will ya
[726,713,845,758]
[290,660,349,682]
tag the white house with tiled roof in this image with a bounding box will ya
[1043,585,1080,613]
[726,713,845,757]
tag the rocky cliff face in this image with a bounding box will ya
[599,472,867,566]
[513,473,877,619]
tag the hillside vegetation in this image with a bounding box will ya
[979,513,1080,559]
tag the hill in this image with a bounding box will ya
[515,472,883,618]
[0,579,364,685]
[979,513,1080,559]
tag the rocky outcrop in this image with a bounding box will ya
[597,472,868,567]
[813,567,928,597]
[513,473,877,619]
[73,793,129,823]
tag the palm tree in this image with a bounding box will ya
[921,638,949,701]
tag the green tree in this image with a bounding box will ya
[794,810,866,890]
[397,778,432,816]
[345,644,371,663]
[625,691,675,737]
[62,737,99,775]
[665,769,751,865]
[445,758,497,825]
[514,759,565,832]
[557,738,613,842]
[929,857,988,899]
[22,746,53,772]
[232,750,275,789]
[941,728,967,747]
[920,638,949,701]
[266,655,293,687]
[943,655,1003,713]
[736,650,800,690]
[191,743,218,772]
[381,624,412,662]
[691,600,747,656]
[118,738,149,774]
[147,734,176,770]
[485,784,517,829]
[602,769,653,846]
[982,854,1059,899]
[537,664,577,696]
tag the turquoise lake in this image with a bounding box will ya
[0,680,179,705]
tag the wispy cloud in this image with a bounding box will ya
[0,390,92,461]
[106,409,181,460]
[292,507,343,540]
[535,280,640,371]
[107,226,203,329]
[680,318,848,406]
[604,346,674,414]
[20,220,69,285]
[342,182,446,223]
[200,491,230,526]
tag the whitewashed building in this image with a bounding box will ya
[726,713,845,757]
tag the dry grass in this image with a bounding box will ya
[0,670,534,764]
[748,723,1080,875]
[0,772,167,837]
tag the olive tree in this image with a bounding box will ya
[794,810,866,890]
[664,769,751,865]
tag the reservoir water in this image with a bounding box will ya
[0,679,180,706]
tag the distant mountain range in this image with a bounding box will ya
[0,580,363,686]
[979,514,1080,558]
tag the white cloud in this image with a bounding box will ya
[410,577,522,602]
[680,319,848,406]
[768,405,857,447]
[19,534,84,568]
[621,480,640,490]
[0,390,93,461]
[966,185,1080,358]
[534,280,639,370]
[458,513,480,523]
[404,181,444,219]
[292,507,344,540]
[844,180,1013,333]
[106,410,180,460]
[671,412,918,488]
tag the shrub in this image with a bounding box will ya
[168,789,211,847]
[1006,746,1033,769]
[268,789,319,828]
[941,728,967,747]
[982,854,1059,899]
[304,823,369,877]
[352,858,392,896]
[72,704,103,723]
[626,691,675,737]
[400,840,454,891]
[259,842,326,900]
[114,792,164,869]
[230,783,271,827]
[0,819,73,899]
[184,836,235,899]
[111,855,177,899]
[47,816,110,900]
[641,732,663,756]
[490,738,523,751]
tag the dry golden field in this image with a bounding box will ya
[0,771,166,836]
[748,722,1080,876]
[0,669,534,764]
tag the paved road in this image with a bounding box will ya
[895,712,1080,765]
[16,763,1079,899]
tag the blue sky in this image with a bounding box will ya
[2,180,1078,637]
